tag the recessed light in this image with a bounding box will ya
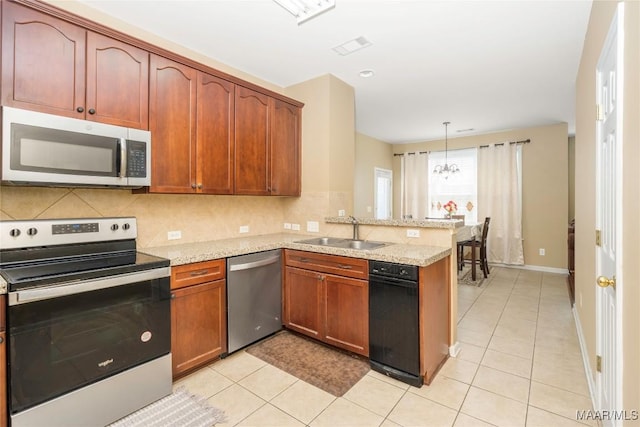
[359,69,375,78]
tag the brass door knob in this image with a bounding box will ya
[597,275,616,289]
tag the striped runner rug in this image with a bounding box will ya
[109,387,226,427]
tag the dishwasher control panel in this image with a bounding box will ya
[369,261,418,281]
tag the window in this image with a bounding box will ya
[428,148,478,222]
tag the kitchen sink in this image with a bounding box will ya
[294,237,389,251]
[295,237,347,246]
[336,239,388,250]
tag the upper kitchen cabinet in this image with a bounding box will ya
[270,99,301,196]
[234,87,301,196]
[148,54,235,194]
[234,86,270,195]
[148,55,197,193]
[1,1,149,130]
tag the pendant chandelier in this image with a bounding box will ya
[433,121,459,179]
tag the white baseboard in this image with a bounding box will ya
[490,262,568,275]
[573,305,598,410]
[449,341,461,357]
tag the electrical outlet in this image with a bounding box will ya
[167,230,182,240]
[539,248,545,256]
[367,206,372,213]
[291,223,301,231]
[239,225,249,233]
[284,222,292,230]
[406,229,420,238]
[338,209,346,217]
[307,221,320,232]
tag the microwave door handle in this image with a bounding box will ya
[119,138,127,178]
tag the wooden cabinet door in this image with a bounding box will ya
[323,274,369,356]
[283,266,322,339]
[86,32,149,130]
[234,86,269,195]
[196,72,235,194]
[171,279,226,377]
[149,54,198,193]
[270,99,301,196]
[1,1,86,118]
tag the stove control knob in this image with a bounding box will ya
[27,227,38,236]
[122,223,131,231]
[9,228,21,237]
[111,224,119,231]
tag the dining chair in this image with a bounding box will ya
[457,217,491,278]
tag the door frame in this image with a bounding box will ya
[374,167,393,220]
[595,3,624,420]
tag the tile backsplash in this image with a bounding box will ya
[0,186,354,248]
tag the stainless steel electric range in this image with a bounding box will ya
[0,217,172,427]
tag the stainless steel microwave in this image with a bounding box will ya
[2,107,151,188]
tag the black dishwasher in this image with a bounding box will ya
[369,260,422,387]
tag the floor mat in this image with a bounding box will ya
[108,387,227,427]
[246,330,370,397]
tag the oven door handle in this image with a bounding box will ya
[8,267,170,305]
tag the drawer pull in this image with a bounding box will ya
[299,258,310,263]
[337,264,352,269]
[189,270,210,277]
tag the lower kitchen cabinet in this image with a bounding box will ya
[323,274,368,355]
[171,260,226,378]
[419,256,450,384]
[283,267,322,339]
[283,250,369,357]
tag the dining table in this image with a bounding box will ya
[456,222,482,281]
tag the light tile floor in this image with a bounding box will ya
[174,267,594,427]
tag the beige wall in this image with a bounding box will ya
[575,0,640,415]
[391,123,569,270]
[354,133,394,218]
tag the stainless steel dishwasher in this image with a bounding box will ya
[226,249,282,354]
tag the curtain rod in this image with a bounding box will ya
[479,139,531,148]
[393,151,428,157]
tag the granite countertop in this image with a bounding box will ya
[325,216,464,229]
[0,233,451,294]
[141,233,451,267]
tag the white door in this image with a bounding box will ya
[374,168,392,220]
[595,4,623,423]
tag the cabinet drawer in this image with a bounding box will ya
[171,259,226,290]
[285,250,368,280]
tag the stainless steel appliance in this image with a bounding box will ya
[226,250,282,354]
[0,217,171,427]
[2,107,151,188]
[369,260,422,387]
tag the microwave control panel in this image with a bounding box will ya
[127,140,147,177]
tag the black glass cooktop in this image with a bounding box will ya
[0,241,169,291]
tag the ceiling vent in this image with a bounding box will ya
[333,36,372,56]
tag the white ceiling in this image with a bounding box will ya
[78,0,592,144]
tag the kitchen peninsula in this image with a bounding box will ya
[140,218,458,383]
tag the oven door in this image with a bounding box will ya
[7,268,171,415]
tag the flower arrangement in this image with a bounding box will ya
[443,200,457,217]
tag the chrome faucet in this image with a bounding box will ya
[349,216,360,240]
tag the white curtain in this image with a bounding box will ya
[400,152,429,219]
[478,143,524,265]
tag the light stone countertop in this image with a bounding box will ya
[140,232,451,267]
[0,233,451,294]
[325,216,464,229]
